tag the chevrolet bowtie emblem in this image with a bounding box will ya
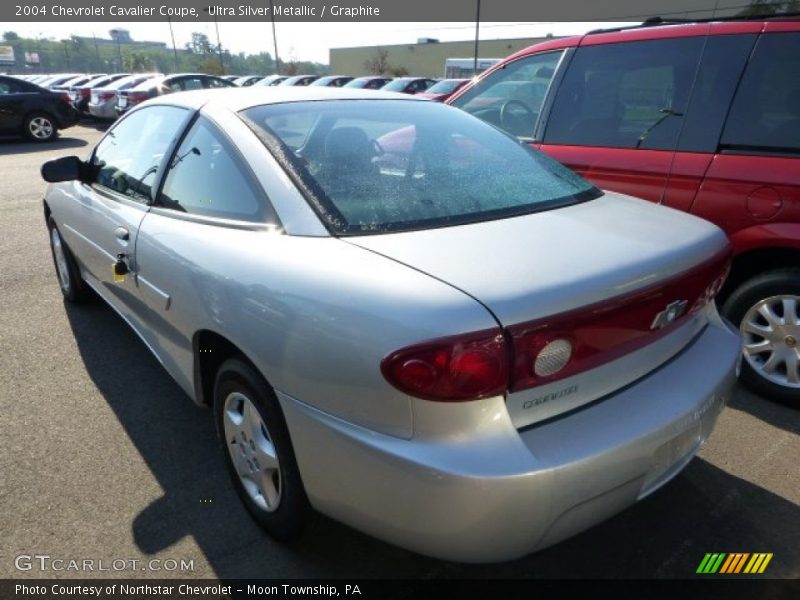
[651,299,688,330]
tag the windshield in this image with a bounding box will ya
[450,51,564,139]
[242,100,600,235]
[427,79,466,94]
[381,79,411,92]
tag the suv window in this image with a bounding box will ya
[92,105,189,202]
[544,38,704,150]
[158,117,271,222]
[721,32,800,154]
[677,34,757,153]
[450,50,564,139]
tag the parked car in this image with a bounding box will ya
[417,78,470,102]
[278,75,319,86]
[0,74,78,141]
[69,74,128,114]
[51,74,99,91]
[450,16,800,406]
[41,87,739,562]
[344,76,393,90]
[310,75,354,87]
[87,74,162,120]
[255,74,288,87]
[233,75,264,87]
[115,73,234,116]
[38,73,83,89]
[381,77,437,94]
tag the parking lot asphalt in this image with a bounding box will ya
[0,124,798,581]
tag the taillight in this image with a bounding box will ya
[129,91,150,103]
[58,92,71,104]
[508,249,732,392]
[381,329,508,401]
[99,92,115,101]
[382,249,731,401]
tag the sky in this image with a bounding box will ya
[2,21,629,64]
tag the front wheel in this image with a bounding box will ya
[722,268,800,407]
[47,218,91,303]
[214,358,311,540]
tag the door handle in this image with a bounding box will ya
[114,227,129,241]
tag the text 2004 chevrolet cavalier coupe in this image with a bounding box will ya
[42,87,740,562]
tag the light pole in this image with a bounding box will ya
[167,17,179,72]
[473,0,481,77]
[269,0,280,74]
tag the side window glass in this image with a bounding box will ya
[544,38,704,149]
[206,77,228,88]
[91,106,188,202]
[181,78,204,91]
[0,81,13,94]
[678,34,756,153]
[450,50,564,139]
[158,117,270,222]
[721,32,800,154]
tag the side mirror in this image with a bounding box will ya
[41,156,92,183]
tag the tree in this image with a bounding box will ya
[363,48,390,75]
[738,0,798,15]
[124,51,155,72]
[3,31,19,42]
[186,32,213,55]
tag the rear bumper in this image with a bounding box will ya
[279,312,740,563]
[56,107,79,129]
[87,102,116,120]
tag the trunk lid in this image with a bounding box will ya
[348,191,730,427]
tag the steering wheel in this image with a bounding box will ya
[499,99,535,137]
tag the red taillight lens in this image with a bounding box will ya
[382,250,730,401]
[99,92,115,101]
[129,91,150,102]
[59,92,71,104]
[381,329,508,401]
[508,250,732,392]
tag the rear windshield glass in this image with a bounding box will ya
[241,100,601,235]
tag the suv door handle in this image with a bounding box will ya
[114,227,129,241]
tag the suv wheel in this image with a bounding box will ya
[214,358,311,540]
[25,113,58,142]
[722,268,800,407]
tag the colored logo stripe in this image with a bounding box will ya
[744,553,773,574]
[697,553,773,574]
[719,553,749,573]
[697,553,726,573]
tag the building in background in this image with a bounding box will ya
[71,28,167,50]
[330,36,558,78]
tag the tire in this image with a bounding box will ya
[47,217,91,303]
[24,112,58,142]
[214,358,311,540]
[721,268,800,407]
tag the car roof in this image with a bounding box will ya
[502,18,800,63]
[139,86,427,112]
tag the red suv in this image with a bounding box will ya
[450,17,800,406]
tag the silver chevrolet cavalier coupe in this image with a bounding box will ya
[41,87,740,562]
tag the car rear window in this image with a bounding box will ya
[241,100,601,235]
